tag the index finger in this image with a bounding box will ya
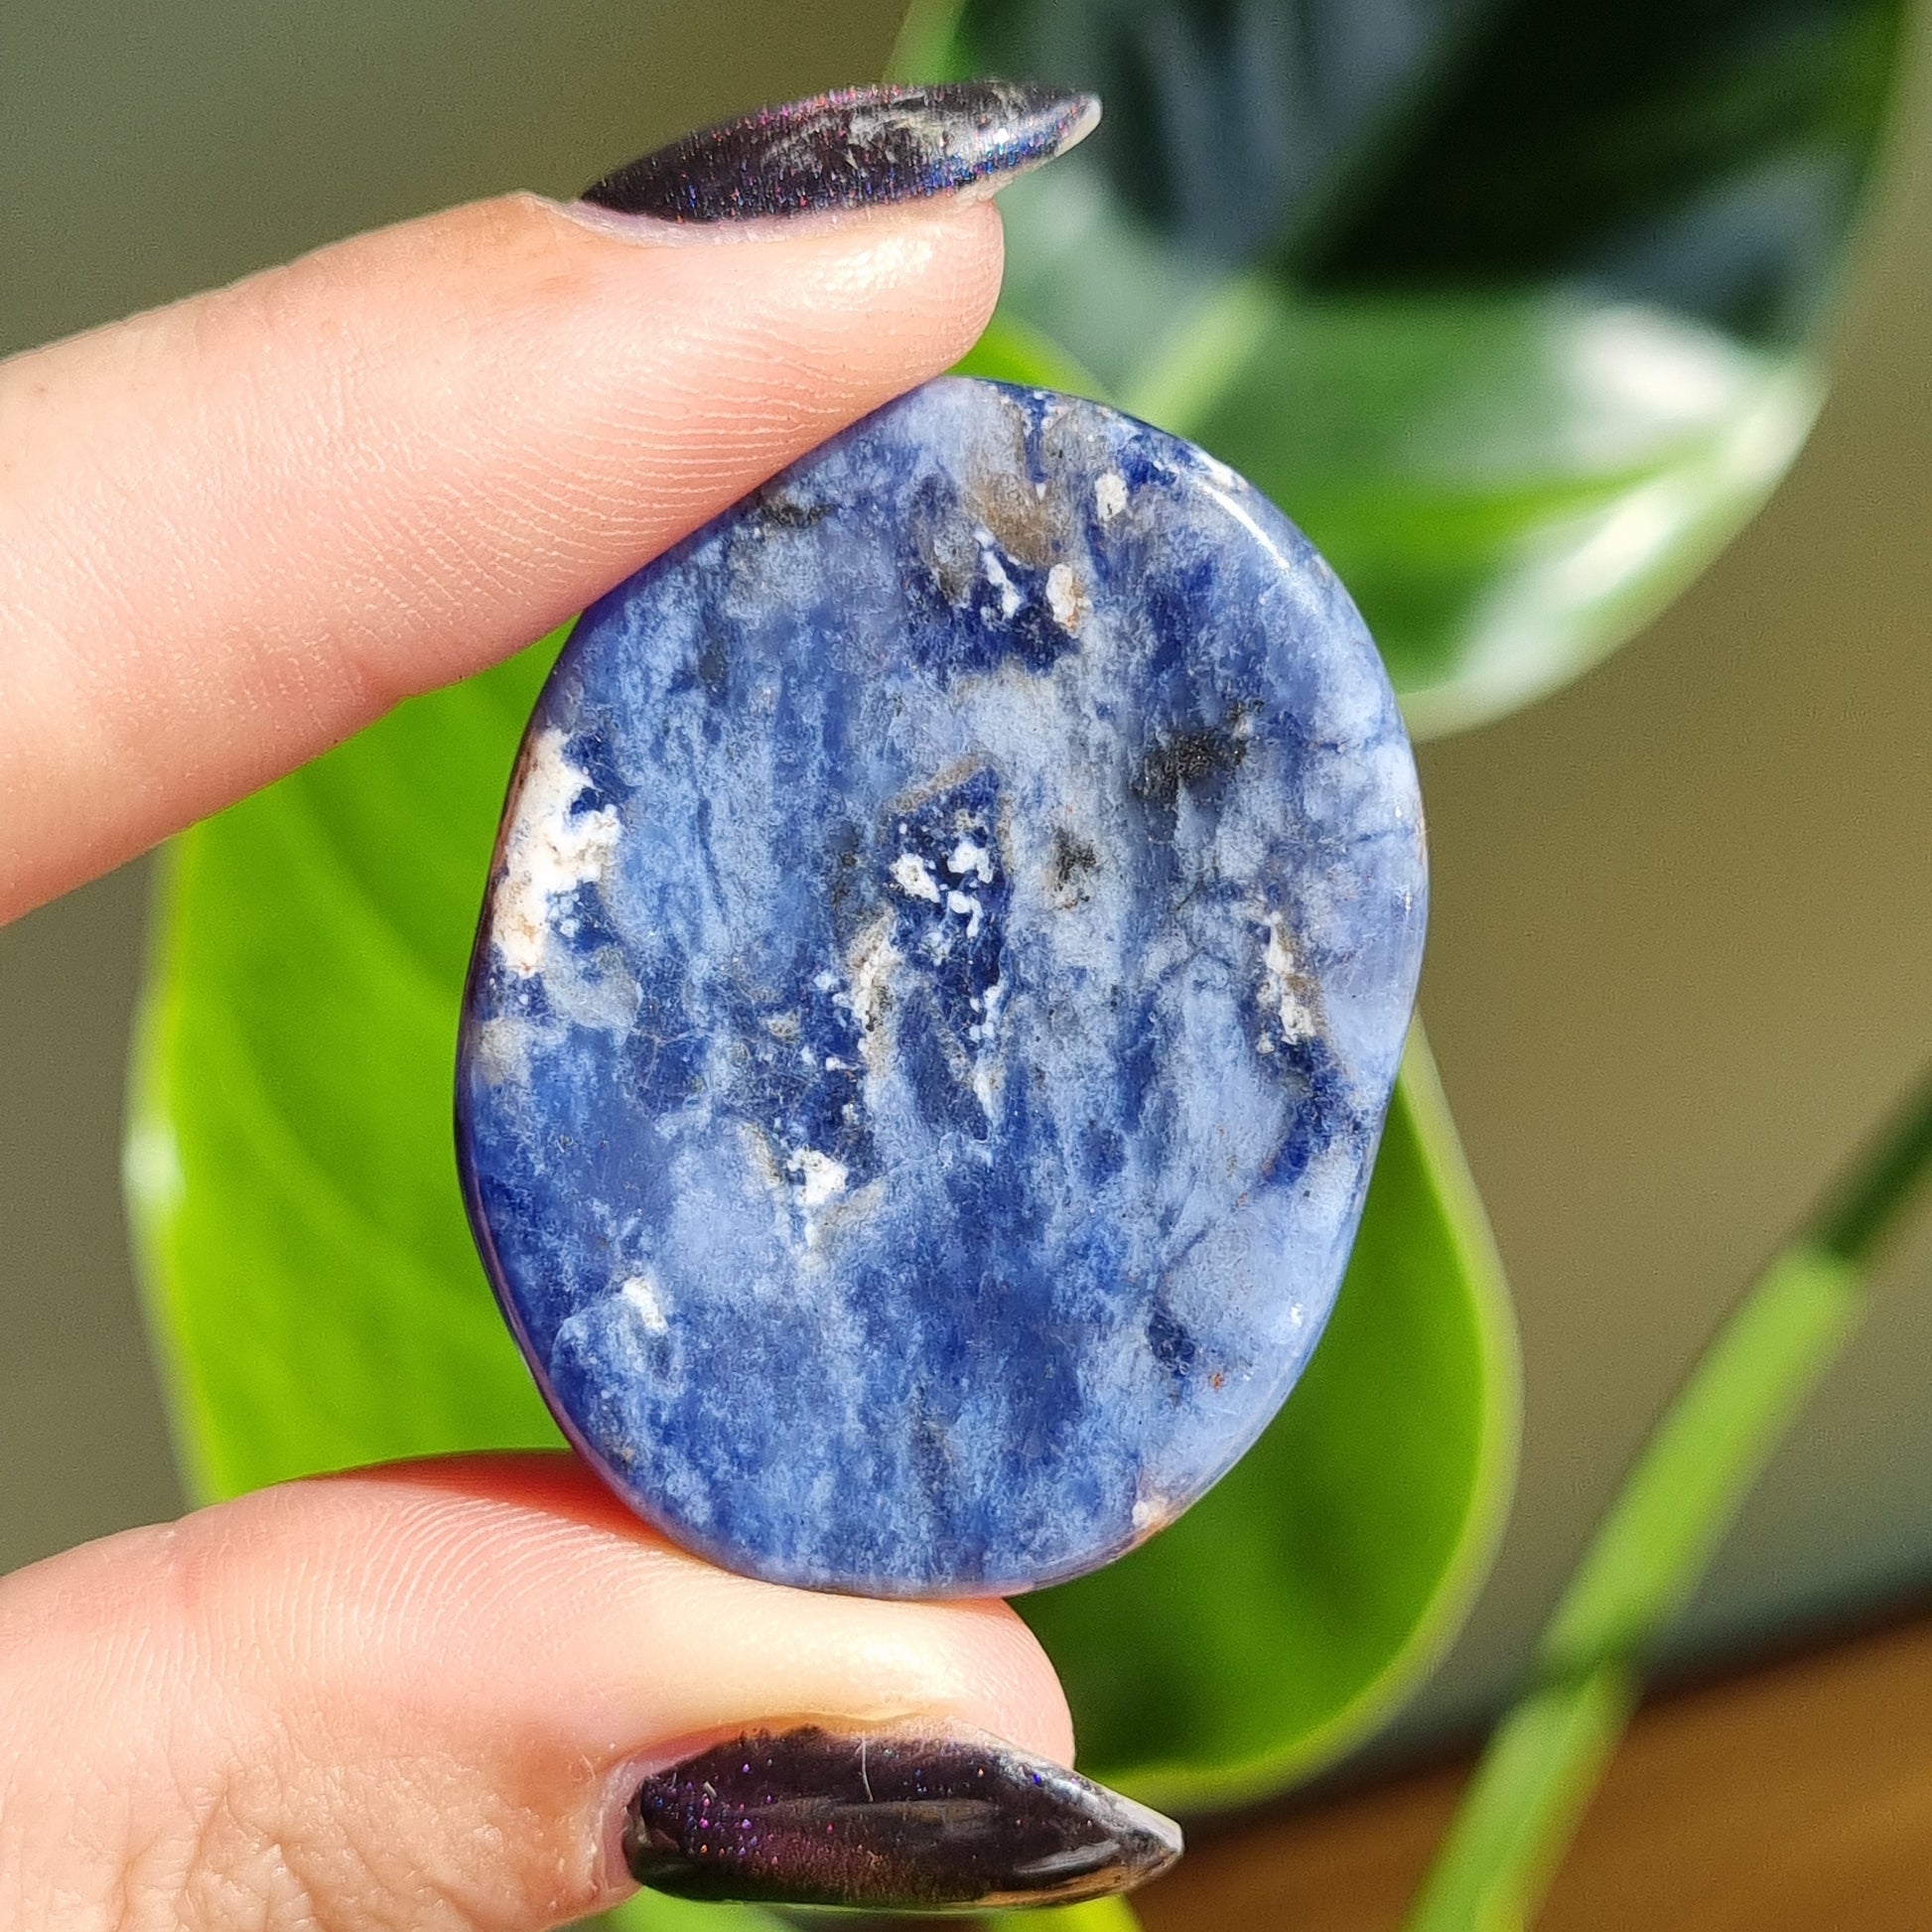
[0,191,1003,921]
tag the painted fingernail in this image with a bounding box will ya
[621,1725,1181,1911]
[581,81,1101,222]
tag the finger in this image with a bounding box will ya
[0,1453,1165,1930]
[0,192,1003,921]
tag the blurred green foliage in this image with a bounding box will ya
[1406,1067,1932,1930]
[596,1888,1142,1930]
[912,0,1901,730]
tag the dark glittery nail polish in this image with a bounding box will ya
[621,1725,1181,1911]
[581,81,1100,222]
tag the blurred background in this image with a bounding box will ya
[3,0,1929,1782]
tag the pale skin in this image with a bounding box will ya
[0,193,1076,1929]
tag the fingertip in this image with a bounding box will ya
[0,186,1011,917]
[261,1450,1081,1765]
[947,1587,1081,1769]
[0,1451,1087,1929]
[312,1449,1073,1764]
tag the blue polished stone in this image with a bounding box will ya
[457,377,1426,1596]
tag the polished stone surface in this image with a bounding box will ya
[458,377,1426,1595]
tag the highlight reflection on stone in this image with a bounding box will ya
[457,377,1426,1595]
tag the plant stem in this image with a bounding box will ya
[1813,1070,1932,1266]
[1404,1066,1932,1932]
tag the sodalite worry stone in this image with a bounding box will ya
[457,377,1426,1596]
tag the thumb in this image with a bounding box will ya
[0,1453,1176,1929]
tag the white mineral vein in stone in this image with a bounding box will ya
[492,727,621,977]
[621,1272,669,1334]
[1045,561,1088,632]
[891,852,942,902]
[972,1057,1003,1118]
[786,1147,849,1207]
[843,916,900,1060]
[979,539,1023,619]
[946,837,995,883]
[1264,913,1316,1042]
[471,1013,555,1088]
[1094,471,1128,521]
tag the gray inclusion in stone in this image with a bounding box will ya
[457,377,1427,1596]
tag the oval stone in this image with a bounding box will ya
[457,378,1426,1596]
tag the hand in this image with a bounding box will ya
[0,162,1131,1928]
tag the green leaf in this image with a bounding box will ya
[583,1891,789,1932]
[1406,1247,1871,1932]
[129,661,1513,1813]
[1176,284,1818,736]
[579,1890,1138,1930]
[1018,1027,1517,1813]
[126,634,572,1499]
[949,310,1110,397]
[1406,1066,1932,1930]
[920,0,1902,732]
[981,1900,1145,1931]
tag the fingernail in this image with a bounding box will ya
[580,81,1101,223]
[621,1724,1181,1911]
